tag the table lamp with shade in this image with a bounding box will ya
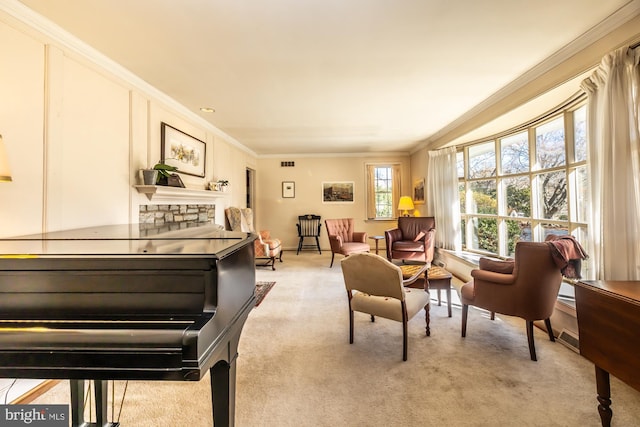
[397,196,414,217]
[0,134,12,182]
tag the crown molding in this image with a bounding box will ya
[418,0,640,152]
[0,0,257,158]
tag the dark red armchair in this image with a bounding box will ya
[385,217,436,263]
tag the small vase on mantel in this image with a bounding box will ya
[141,169,158,185]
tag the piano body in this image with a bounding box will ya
[0,223,256,427]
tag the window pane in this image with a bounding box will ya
[469,179,498,215]
[506,219,531,257]
[457,151,464,178]
[504,176,531,217]
[469,217,498,253]
[573,226,591,279]
[500,132,529,174]
[459,182,465,214]
[375,192,392,218]
[469,180,497,215]
[574,166,588,223]
[537,171,567,220]
[461,218,466,248]
[536,117,565,168]
[468,141,496,179]
[574,106,587,162]
[374,166,392,218]
[541,222,569,240]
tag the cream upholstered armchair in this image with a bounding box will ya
[225,207,282,270]
[341,253,431,361]
[324,218,370,267]
[455,242,563,361]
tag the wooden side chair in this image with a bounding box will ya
[296,214,322,254]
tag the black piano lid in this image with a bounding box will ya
[0,223,255,257]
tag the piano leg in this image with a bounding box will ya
[69,380,119,427]
[210,360,233,427]
[70,380,84,427]
[595,366,612,427]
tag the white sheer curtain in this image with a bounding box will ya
[427,146,461,251]
[580,46,640,280]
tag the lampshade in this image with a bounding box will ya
[0,134,12,182]
[397,196,414,216]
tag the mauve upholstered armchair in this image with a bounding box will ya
[341,252,431,361]
[385,216,436,263]
[455,241,563,361]
[324,218,369,267]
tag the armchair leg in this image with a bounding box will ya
[461,304,469,337]
[279,251,283,262]
[490,311,495,320]
[526,320,537,361]
[315,237,321,254]
[402,319,408,361]
[544,318,555,342]
[349,309,354,344]
[370,315,375,322]
[425,303,431,337]
[329,253,335,268]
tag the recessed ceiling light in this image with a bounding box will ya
[200,107,215,113]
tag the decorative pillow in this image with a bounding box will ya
[413,230,427,242]
[479,257,515,274]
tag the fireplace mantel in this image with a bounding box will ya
[134,185,229,204]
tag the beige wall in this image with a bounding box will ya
[255,155,412,252]
[0,19,45,237]
[0,12,256,238]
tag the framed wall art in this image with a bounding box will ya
[413,178,425,204]
[161,122,206,178]
[282,181,295,198]
[322,181,354,203]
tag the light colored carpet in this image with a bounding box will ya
[32,251,640,426]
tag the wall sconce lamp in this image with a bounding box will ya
[397,196,414,217]
[0,134,13,182]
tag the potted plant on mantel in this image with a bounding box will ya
[153,161,179,186]
[217,179,229,192]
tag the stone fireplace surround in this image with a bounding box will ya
[135,185,228,231]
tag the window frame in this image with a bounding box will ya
[458,98,589,277]
[365,163,402,220]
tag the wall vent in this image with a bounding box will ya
[281,161,295,167]
[557,328,579,353]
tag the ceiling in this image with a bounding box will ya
[16,0,635,155]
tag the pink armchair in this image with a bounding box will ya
[324,218,369,267]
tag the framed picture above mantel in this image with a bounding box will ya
[161,122,206,178]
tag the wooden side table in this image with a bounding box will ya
[369,235,384,255]
[399,263,428,288]
[427,266,453,317]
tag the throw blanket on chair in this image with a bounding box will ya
[545,235,588,279]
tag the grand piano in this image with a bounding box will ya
[0,223,256,427]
